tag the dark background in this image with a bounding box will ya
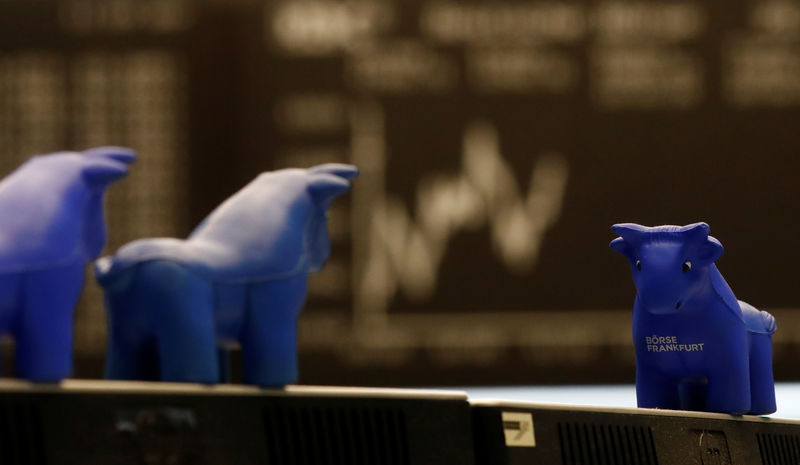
[1,0,799,386]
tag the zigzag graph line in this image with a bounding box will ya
[356,116,570,321]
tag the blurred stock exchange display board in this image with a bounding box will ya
[1,0,800,384]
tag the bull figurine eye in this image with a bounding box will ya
[635,259,642,271]
[683,261,692,272]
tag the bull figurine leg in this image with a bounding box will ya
[106,261,219,383]
[16,261,84,382]
[635,364,680,410]
[242,275,307,386]
[104,269,160,381]
[136,261,219,384]
[748,333,777,415]
[0,272,21,376]
[705,340,751,414]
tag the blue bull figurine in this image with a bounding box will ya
[0,147,136,382]
[610,222,776,415]
[95,164,357,386]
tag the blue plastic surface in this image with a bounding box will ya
[0,147,136,382]
[96,164,357,386]
[610,222,776,415]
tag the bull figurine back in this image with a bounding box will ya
[610,222,776,415]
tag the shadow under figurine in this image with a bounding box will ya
[610,223,776,415]
[95,163,358,386]
[0,147,136,382]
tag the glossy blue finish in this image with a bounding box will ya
[96,164,357,386]
[610,222,776,415]
[0,147,136,382]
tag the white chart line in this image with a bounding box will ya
[350,101,569,328]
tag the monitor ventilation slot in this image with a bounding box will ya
[757,432,800,465]
[0,402,46,465]
[558,422,658,465]
[262,405,409,465]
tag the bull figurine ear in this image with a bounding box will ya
[680,222,721,264]
[83,158,130,189]
[680,222,710,242]
[309,163,359,180]
[611,223,648,245]
[695,236,724,264]
[83,146,137,165]
[610,237,635,261]
[308,173,351,210]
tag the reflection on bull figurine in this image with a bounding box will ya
[96,164,358,386]
[610,222,776,415]
[0,147,136,382]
